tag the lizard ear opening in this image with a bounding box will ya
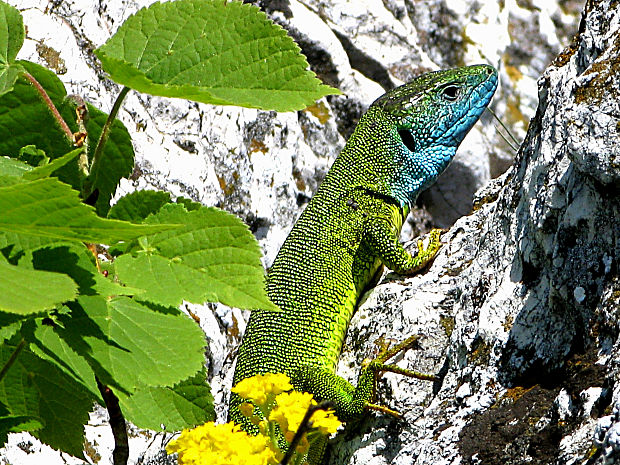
[398,129,416,152]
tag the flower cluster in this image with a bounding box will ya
[232,372,293,405]
[166,373,341,465]
[166,421,278,465]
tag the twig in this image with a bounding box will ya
[97,379,129,465]
[0,339,26,382]
[22,71,74,144]
[87,86,130,197]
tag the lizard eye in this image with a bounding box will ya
[398,129,416,152]
[441,85,461,101]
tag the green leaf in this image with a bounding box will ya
[115,203,277,310]
[60,296,205,391]
[18,145,48,167]
[0,62,73,166]
[0,3,22,67]
[20,242,138,298]
[119,367,214,431]
[0,61,134,214]
[27,319,100,400]
[0,2,25,96]
[0,312,25,341]
[0,260,78,314]
[175,196,202,211]
[95,0,338,111]
[22,148,81,180]
[0,178,180,243]
[0,344,95,458]
[108,190,172,223]
[0,415,43,445]
[0,156,31,177]
[0,230,59,263]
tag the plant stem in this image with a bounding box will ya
[97,378,129,465]
[87,86,130,197]
[0,338,26,382]
[23,71,74,144]
[279,401,334,465]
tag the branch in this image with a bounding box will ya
[97,379,129,465]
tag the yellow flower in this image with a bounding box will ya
[239,402,256,418]
[270,391,342,438]
[166,421,278,465]
[232,373,293,405]
[269,391,314,435]
[310,408,341,435]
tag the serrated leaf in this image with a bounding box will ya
[0,312,25,341]
[26,320,100,400]
[0,260,77,314]
[0,2,25,96]
[0,344,95,458]
[22,148,81,180]
[119,367,214,431]
[0,415,43,446]
[175,196,202,211]
[108,190,172,223]
[95,0,339,111]
[0,230,60,263]
[115,203,277,310]
[0,62,73,165]
[18,145,48,167]
[0,178,180,243]
[0,61,134,214]
[20,242,138,298]
[60,296,205,391]
[0,156,31,177]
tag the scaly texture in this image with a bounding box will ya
[229,65,498,461]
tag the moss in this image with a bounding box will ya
[574,37,620,104]
[551,40,579,68]
[504,64,523,83]
[502,314,514,332]
[304,101,331,125]
[472,191,499,211]
[292,167,307,192]
[84,439,102,463]
[468,338,491,366]
[248,138,268,154]
[505,94,529,129]
[440,315,455,338]
[217,170,239,197]
[36,42,67,75]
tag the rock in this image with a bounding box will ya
[329,0,620,463]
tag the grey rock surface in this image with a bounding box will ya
[329,1,619,464]
[3,0,605,464]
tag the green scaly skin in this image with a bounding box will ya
[229,65,498,462]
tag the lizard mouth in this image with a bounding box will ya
[436,69,498,146]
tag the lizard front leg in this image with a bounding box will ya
[364,214,443,275]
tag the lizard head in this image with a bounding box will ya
[373,64,498,206]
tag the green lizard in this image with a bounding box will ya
[229,64,498,461]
